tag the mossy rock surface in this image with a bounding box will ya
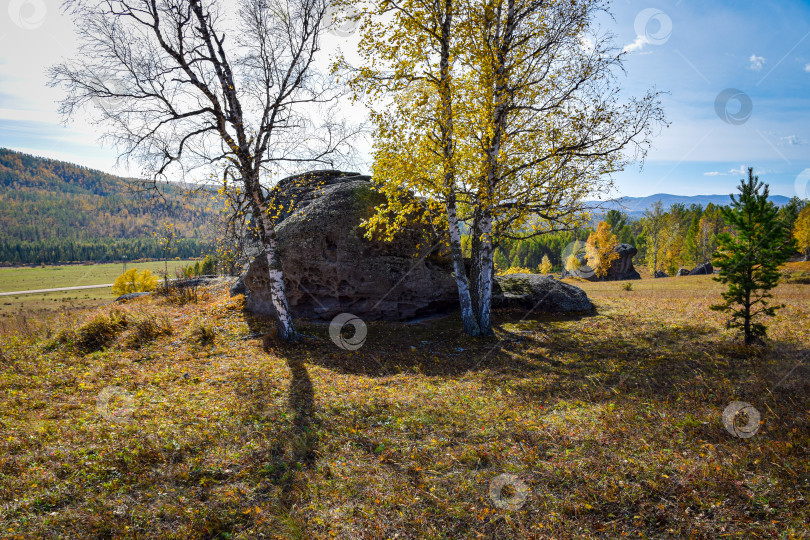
[244,171,458,321]
[497,276,534,296]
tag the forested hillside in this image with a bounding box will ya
[0,148,217,264]
[494,197,807,276]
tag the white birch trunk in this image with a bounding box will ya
[447,199,480,336]
[472,1,513,336]
[251,181,297,341]
[476,211,494,335]
[437,0,479,336]
[259,224,296,341]
[469,207,482,318]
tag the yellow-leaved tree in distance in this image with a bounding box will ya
[112,268,159,296]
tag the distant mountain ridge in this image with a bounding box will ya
[590,193,792,217]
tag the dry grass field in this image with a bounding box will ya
[0,260,198,293]
[0,264,808,538]
[0,260,197,320]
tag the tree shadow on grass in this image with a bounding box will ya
[289,308,597,378]
[242,305,808,440]
[231,334,318,535]
[234,305,808,536]
[243,309,279,339]
[263,332,318,490]
[277,353,317,516]
[270,306,808,419]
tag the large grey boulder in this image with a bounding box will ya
[689,262,713,275]
[561,243,640,281]
[675,262,713,277]
[493,274,593,312]
[242,172,459,321]
[229,278,246,296]
[609,244,642,280]
[240,170,595,321]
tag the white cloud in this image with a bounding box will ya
[0,107,58,124]
[779,135,806,146]
[749,54,766,71]
[703,171,726,176]
[729,165,747,176]
[623,35,650,54]
[805,63,810,73]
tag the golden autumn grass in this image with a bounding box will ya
[0,265,808,539]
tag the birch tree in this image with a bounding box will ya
[337,0,482,335]
[50,0,355,341]
[792,205,810,261]
[344,0,664,336]
[642,200,666,274]
[458,0,665,333]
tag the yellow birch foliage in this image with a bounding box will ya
[539,254,553,274]
[499,266,535,276]
[452,0,664,242]
[112,268,158,296]
[334,0,464,245]
[794,206,810,259]
[338,0,663,266]
[565,253,583,273]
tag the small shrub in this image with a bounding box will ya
[622,282,634,291]
[124,315,173,349]
[1,311,46,341]
[538,254,553,274]
[783,271,810,284]
[565,253,582,272]
[158,281,202,305]
[200,255,216,275]
[190,319,215,346]
[178,255,217,278]
[456,447,491,468]
[62,310,129,353]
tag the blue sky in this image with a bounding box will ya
[607,0,810,198]
[0,0,808,198]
